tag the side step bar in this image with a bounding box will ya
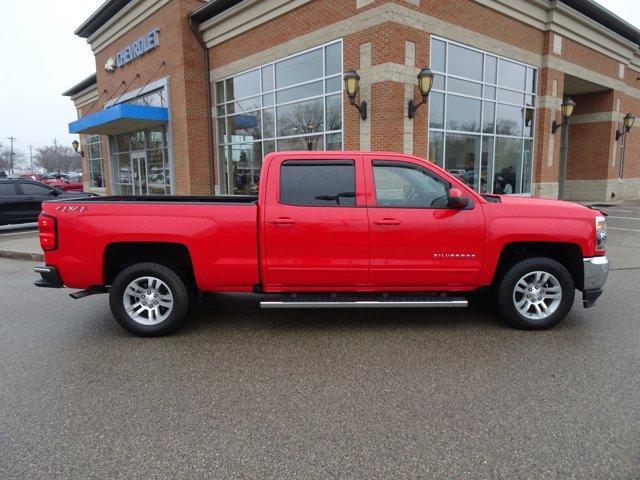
[261,297,468,309]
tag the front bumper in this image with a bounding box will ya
[582,256,608,307]
[34,264,64,288]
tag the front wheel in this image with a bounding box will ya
[497,257,575,330]
[109,262,190,337]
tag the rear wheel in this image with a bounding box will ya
[109,262,190,337]
[497,257,575,330]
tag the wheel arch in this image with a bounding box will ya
[103,242,195,287]
[491,242,584,290]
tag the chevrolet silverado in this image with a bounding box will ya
[34,151,608,336]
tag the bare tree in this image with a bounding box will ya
[35,145,81,174]
[0,143,26,173]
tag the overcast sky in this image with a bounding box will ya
[0,0,637,157]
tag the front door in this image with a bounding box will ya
[365,156,485,289]
[131,151,148,195]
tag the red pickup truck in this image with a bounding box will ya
[34,151,608,336]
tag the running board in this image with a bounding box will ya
[260,297,468,309]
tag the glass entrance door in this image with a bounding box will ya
[110,127,171,195]
[131,151,148,195]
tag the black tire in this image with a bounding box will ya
[109,262,190,337]
[497,257,575,330]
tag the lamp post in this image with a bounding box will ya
[343,70,367,121]
[616,113,635,179]
[552,98,575,200]
[551,98,575,134]
[616,113,635,141]
[408,67,435,119]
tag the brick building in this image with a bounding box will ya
[64,0,640,201]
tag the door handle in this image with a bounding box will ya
[23,196,34,200]
[270,217,297,225]
[373,218,401,226]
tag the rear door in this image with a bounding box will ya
[262,156,369,289]
[0,181,22,225]
[365,156,485,289]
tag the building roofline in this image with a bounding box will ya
[559,0,640,46]
[188,0,243,23]
[62,74,98,97]
[74,0,131,38]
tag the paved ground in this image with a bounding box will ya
[0,223,41,260]
[0,203,639,479]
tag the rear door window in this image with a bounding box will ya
[0,182,17,195]
[20,182,52,196]
[280,161,356,206]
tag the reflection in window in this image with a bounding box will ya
[373,164,449,208]
[215,41,343,195]
[429,131,444,165]
[429,37,536,194]
[494,137,523,194]
[446,95,481,132]
[445,134,480,190]
[109,127,170,195]
[280,162,355,206]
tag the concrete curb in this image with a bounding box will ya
[0,250,43,261]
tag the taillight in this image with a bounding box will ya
[38,214,57,251]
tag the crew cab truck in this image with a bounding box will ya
[34,151,609,337]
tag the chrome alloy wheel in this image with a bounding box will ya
[512,270,562,320]
[122,276,174,325]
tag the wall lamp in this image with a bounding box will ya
[408,67,435,119]
[551,98,575,134]
[343,70,367,120]
[616,113,635,141]
[71,140,84,157]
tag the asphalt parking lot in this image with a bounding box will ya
[1,202,639,479]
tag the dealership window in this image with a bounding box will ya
[215,40,343,195]
[429,37,536,194]
[109,127,171,195]
[85,135,104,188]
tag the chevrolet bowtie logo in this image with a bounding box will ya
[104,57,116,73]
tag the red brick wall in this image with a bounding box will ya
[92,0,212,195]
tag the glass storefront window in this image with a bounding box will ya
[445,133,480,190]
[85,135,104,188]
[215,40,343,195]
[109,127,171,195]
[429,36,536,194]
[129,89,166,107]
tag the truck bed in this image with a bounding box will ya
[40,197,260,292]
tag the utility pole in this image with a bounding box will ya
[6,136,16,174]
[52,138,59,174]
[27,145,34,173]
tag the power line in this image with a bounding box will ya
[27,145,34,173]
[6,136,16,174]
[51,138,60,174]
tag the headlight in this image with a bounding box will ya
[595,215,607,251]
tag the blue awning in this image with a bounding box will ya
[68,103,168,135]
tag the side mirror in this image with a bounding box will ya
[447,188,469,208]
[49,189,60,196]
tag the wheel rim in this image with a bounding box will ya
[512,270,562,320]
[122,276,174,325]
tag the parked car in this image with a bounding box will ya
[43,175,84,193]
[34,151,608,337]
[0,178,96,226]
